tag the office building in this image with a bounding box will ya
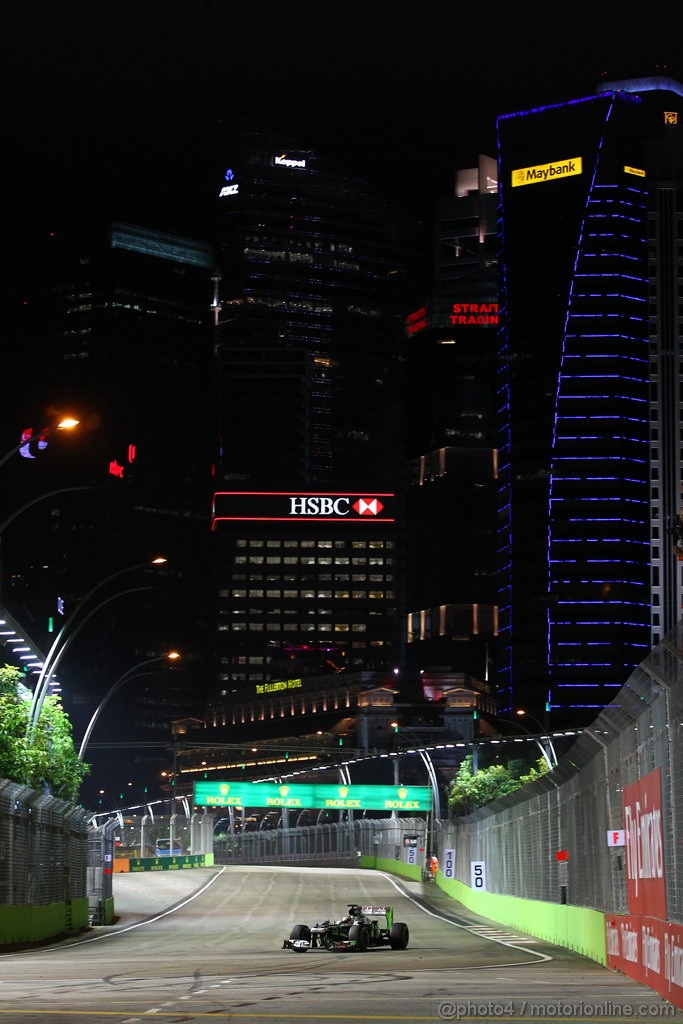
[210,130,425,692]
[496,76,683,722]
[404,156,499,682]
[7,221,216,796]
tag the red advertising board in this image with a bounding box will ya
[623,767,667,920]
[606,914,683,1010]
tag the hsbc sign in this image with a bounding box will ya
[212,491,395,527]
[289,496,384,517]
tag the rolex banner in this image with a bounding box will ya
[193,781,432,812]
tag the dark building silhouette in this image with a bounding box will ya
[209,131,426,695]
[404,156,499,682]
[6,221,216,799]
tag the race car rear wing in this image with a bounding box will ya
[360,905,394,927]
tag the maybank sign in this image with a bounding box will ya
[512,157,582,187]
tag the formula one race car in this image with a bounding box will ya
[282,903,409,952]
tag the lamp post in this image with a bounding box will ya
[0,417,80,471]
[0,485,95,537]
[26,557,168,738]
[498,710,558,769]
[0,485,96,607]
[514,709,559,767]
[78,651,180,759]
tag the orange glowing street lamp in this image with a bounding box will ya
[1,416,80,470]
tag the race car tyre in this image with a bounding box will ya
[348,924,369,951]
[290,924,311,942]
[389,922,409,949]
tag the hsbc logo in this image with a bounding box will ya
[289,496,385,517]
[353,497,384,516]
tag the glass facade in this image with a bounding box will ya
[213,131,425,491]
[497,81,683,722]
[211,132,424,685]
[403,157,499,682]
[217,529,396,688]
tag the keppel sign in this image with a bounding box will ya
[194,781,432,812]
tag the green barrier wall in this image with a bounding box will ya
[102,896,115,925]
[437,874,607,963]
[359,855,422,882]
[128,853,212,872]
[0,897,89,949]
[360,858,607,964]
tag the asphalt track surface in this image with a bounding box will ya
[0,865,678,1023]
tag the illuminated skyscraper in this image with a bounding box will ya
[211,131,424,688]
[497,76,683,723]
[404,156,499,681]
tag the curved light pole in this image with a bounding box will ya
[26,557,168,738]
[0,417,80,471]
[497,711,558,770]
[78,651,180,758]
[0,485,95,537]
[514,709,559,768]
[0,485,97,611]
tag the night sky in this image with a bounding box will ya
[2,1,681,797]
[5,0,682,246]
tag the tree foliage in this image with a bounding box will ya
[0,665,89,800]
[448,754,550,816]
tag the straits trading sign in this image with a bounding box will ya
[211,491,396,528]
[450,303,498,326]
[194,781,432,812]
[511,156,582,187]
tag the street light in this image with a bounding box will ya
[515,709,559,769]
[0,484,96,609]
[0,416,80,471]
[78,651,181,759]
[497,710,558,769]
[26,557,169,738]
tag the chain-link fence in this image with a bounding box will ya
[101,809,215,858]
[435,623,683,922]
[0,779,90,908]
[214,816,427,868]
[0,778,91,944]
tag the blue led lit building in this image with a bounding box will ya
[497,77,683,723]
